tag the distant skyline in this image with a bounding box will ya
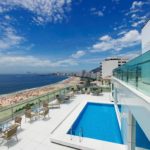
[0,0,149,73]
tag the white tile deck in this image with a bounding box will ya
[0,93,126,150]
[50,93,127,150]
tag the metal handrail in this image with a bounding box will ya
[70,127,73,140]
[69,127,84,142]
[79,127,83,142]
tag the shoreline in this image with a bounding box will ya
[0,76,68,98]
[0,76,80,107]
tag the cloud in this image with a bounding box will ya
[117,50,141,60]
[90,8,104,17]
[0,54,78,70]
[0,54,78,73]
[126,1,150,28]
[93,11,103,16]
[91,30,141,52]
[131,19,146,27]
[80,57,103,64]
[100,35,111,41]
[71,50,86,59]
[54,58,78,67]
[4,15,11,20]
[0,27,24,50]
[118,31,127,36]
[130,1,145,13]
[0,0,72,24]
[113,24,126,31]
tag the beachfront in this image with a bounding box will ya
[0,77,80,107]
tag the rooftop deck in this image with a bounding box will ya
[0,93,123,150]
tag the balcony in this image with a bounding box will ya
[112,50,150,143]
[113,50,150,97]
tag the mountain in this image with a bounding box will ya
[90,67,101,73]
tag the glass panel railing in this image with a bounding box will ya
[0,85,74,123]
[113,50,150,96]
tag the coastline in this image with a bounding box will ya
[0,76,80,107]
[0,76,69,97]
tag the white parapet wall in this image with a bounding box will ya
[112,77,150,142]
[142,20,150,53]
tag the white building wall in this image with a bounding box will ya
[141,21,150,85]
[112,77,150,142]
[102,60,118,78]
[142,20,150,53]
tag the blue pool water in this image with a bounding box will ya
[136,122,150,149]
[68,103,123,144]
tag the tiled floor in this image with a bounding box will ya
[50,93,127,150]
[0,93,112,150]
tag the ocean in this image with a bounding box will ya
[0,74,67,95]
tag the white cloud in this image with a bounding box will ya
[118,50,141,60]
[0,0,72,24]
[4,15,11,20]
[80,57,103,64]
[33,16,45,25]
[0,54,78,69]
[90,8,104,17]
[100,35,111,41]
[0,27,24,50]
[127,1,150,28]
[94,11,103,16]
[91,30,141,52]
[54,58,78,67]
[113,24,126,31]
[118,31,127,36]
[92,41,113,52]
[120,30,140,42]
[131,1,143,12]
[132,19,146,27]
[71,50,86,59]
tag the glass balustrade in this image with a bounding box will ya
[0,85,74,124]
[113,50,150,96]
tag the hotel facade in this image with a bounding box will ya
[112,20,150,150]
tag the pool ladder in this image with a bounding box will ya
[70,127,83,142]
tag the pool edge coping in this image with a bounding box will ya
[50,97,127,150]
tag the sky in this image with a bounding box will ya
[0,0,149,74]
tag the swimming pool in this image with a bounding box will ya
[68,102,123,144]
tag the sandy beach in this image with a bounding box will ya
[0,77,80,107]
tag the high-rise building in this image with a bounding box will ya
[100,57,128,79]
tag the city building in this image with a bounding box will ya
[101,57,128,79]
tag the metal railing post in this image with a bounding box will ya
[11,103,14,120]
[53,91,55,100]
[47,94,49,103]
[127,69,129,83]
[70,127,73,140]
[136,65,139,88]
[38,98,40,108]
[79,127,83,142]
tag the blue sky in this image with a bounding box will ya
[0,0,149,73]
